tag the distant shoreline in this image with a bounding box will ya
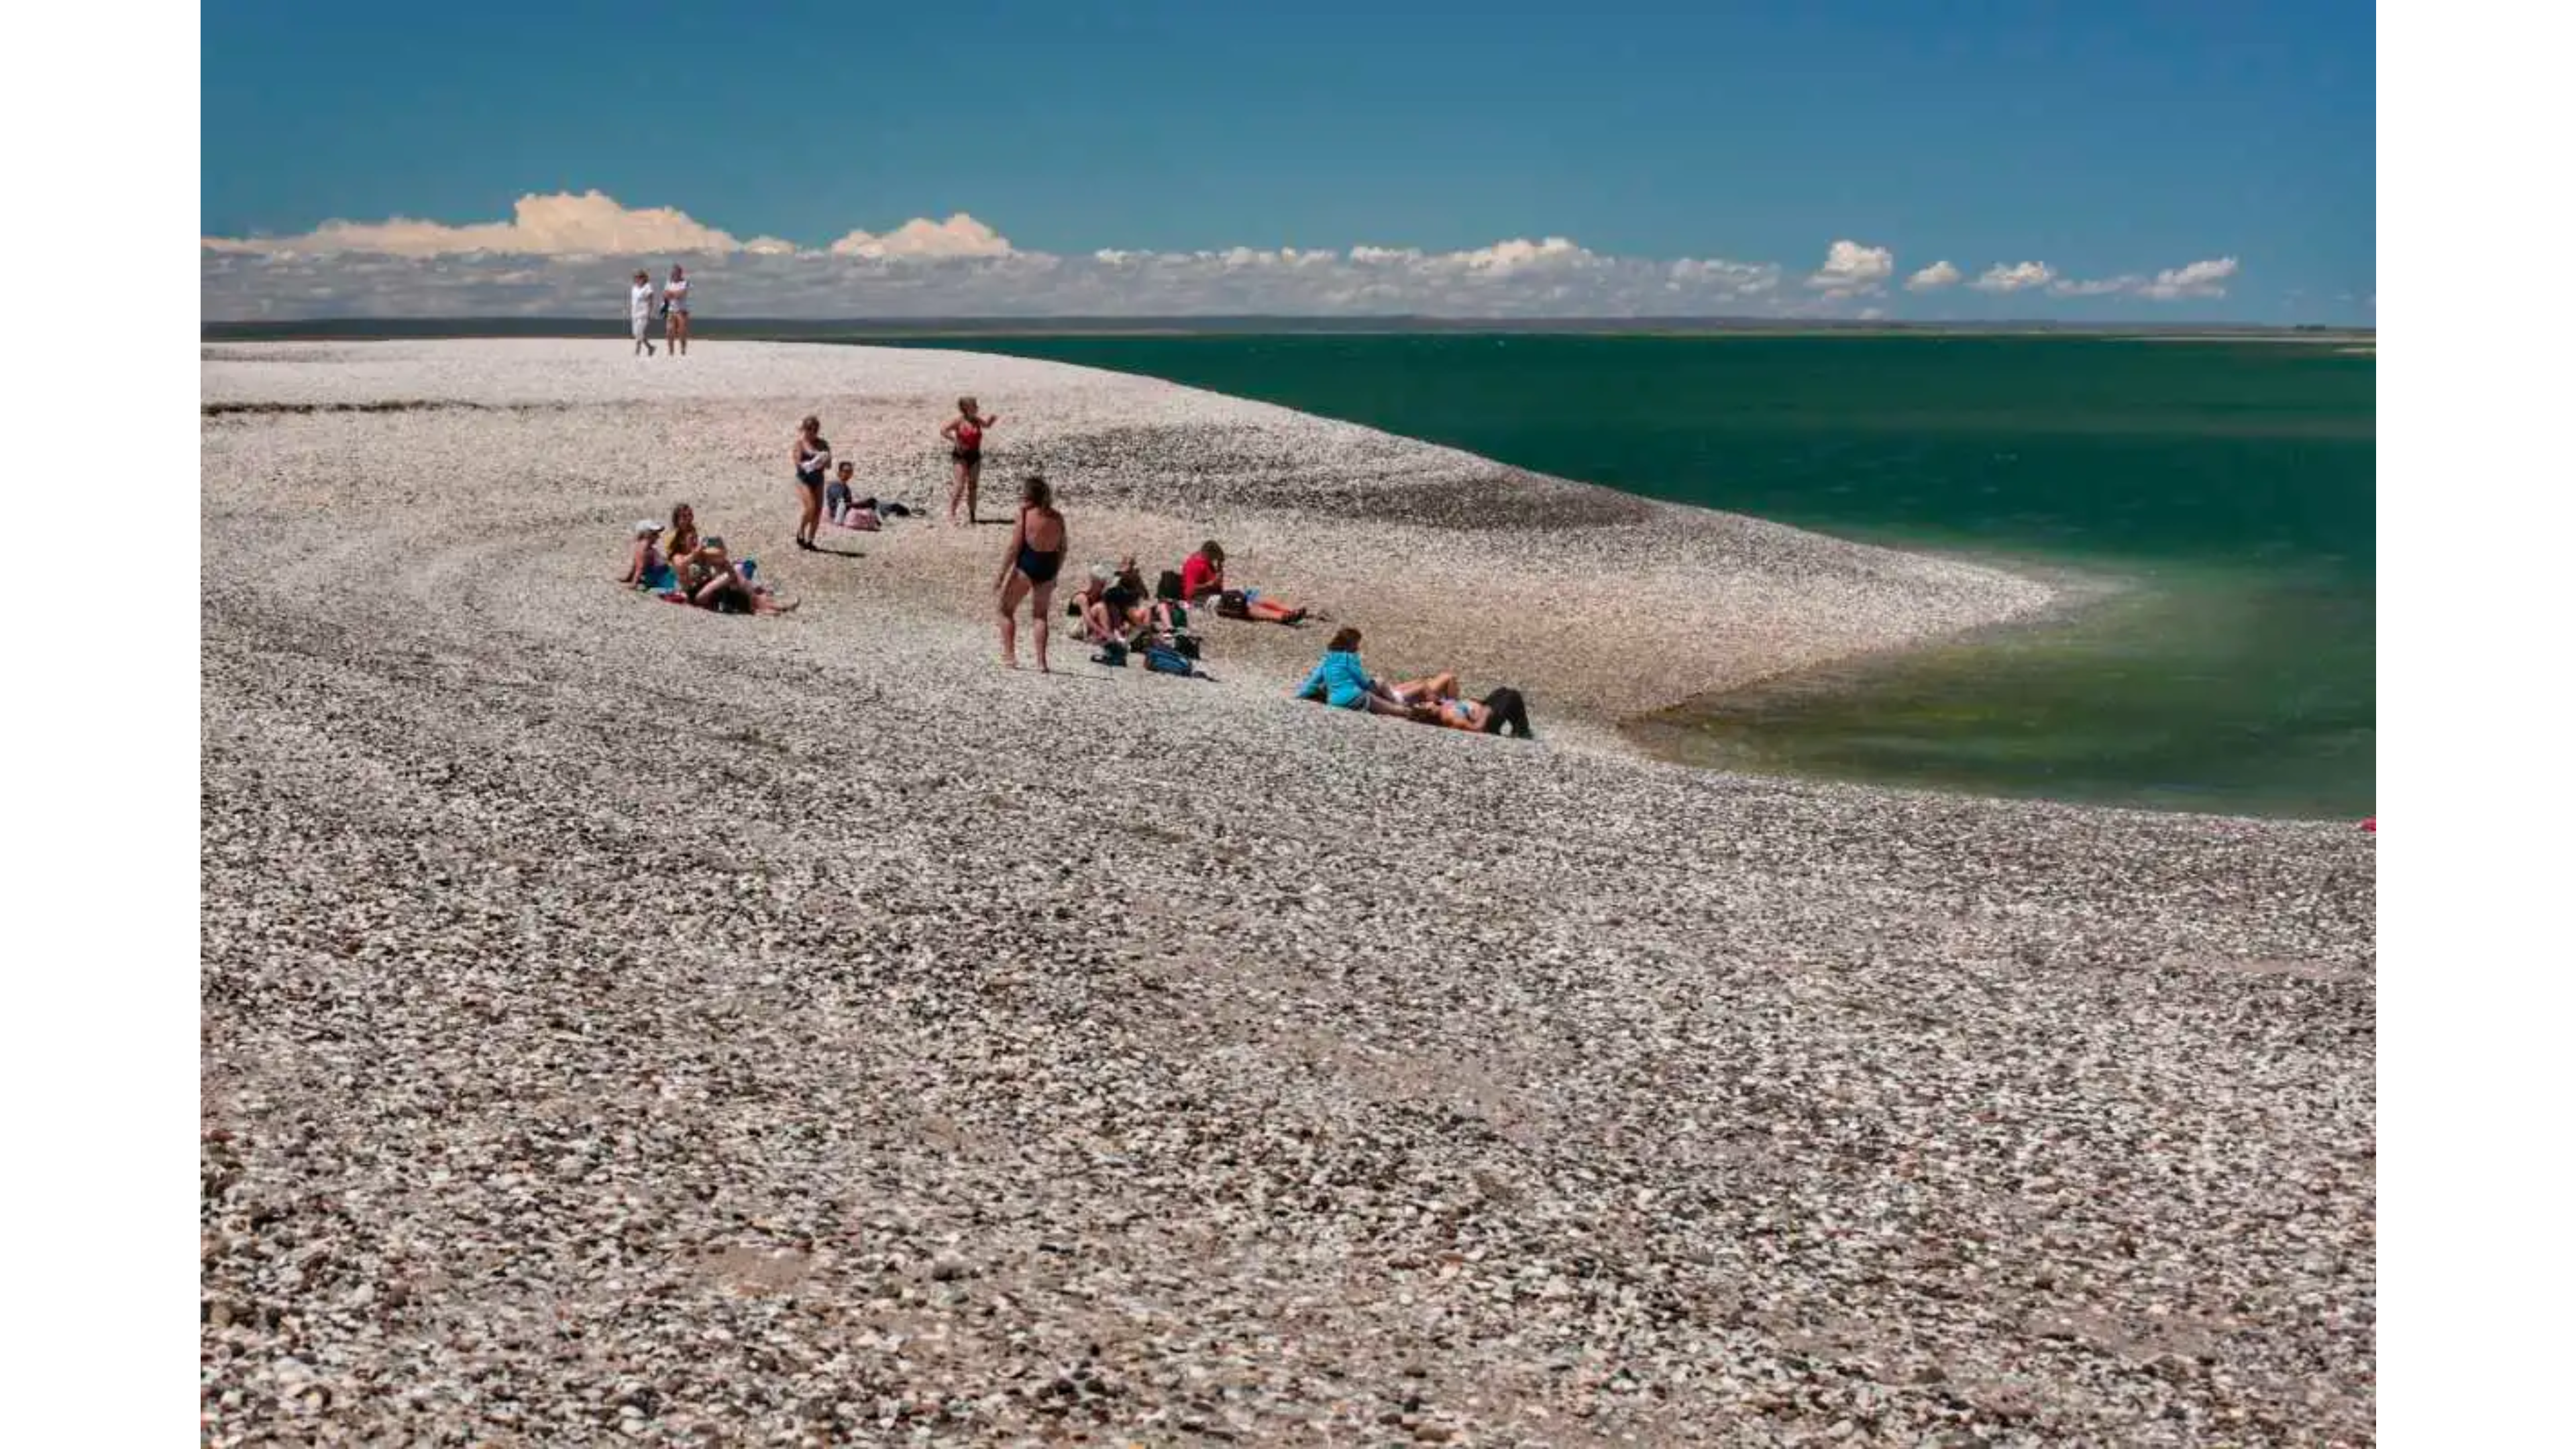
[201,316,2378,344]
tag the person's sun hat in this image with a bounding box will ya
[633,519,661,536]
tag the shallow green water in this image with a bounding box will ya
[886,335,2373,819]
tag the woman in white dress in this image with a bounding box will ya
[628,270,657,357]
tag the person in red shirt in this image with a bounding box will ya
[1178,540,1308,623]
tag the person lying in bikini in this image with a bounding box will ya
[1407,681,1535,739]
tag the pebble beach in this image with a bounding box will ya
[201,339,2375,1444]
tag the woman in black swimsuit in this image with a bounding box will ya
[995,474,1067,672]
[790,415,830,550]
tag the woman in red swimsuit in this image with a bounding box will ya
[939,396,1001,527]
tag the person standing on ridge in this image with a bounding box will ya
[628,270,658,356]
[941,396,1001,526]
[790,415,831,551]
[662,264,692,356]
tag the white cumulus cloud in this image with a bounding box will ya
[826,213,1014,259]
[197,193,2248,321]
[2137,256,2239,300]
[201,190,746,257]
[2043,257,2240,301]
[1807,239,1894,294]
[1970,261,2056,293]
[1450,236,1594,273]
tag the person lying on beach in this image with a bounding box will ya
[996,475,1066,670]
[1179,540,1309,624]
[618,519,679,592]
[1380,670,1462,709]
[1405,682,1536,739]
[941,397,1001,527]
[1292,628,1415,716]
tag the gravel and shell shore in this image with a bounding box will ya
[201,340,2374,1445]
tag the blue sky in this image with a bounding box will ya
[201,0,2375,321]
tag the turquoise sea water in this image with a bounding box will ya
[884,335,2375,818]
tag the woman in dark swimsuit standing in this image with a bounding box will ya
[995,474,1067,672]
[941,396,1000,527]
[790,415,830,550]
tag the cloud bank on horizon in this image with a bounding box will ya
[201,190,2243,320]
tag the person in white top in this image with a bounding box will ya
[628,270,658,356]
[662,264,692,357]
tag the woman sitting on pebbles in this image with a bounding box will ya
[663,502,701,568]
[1180,540,1310,625]
[1292,628,1415,716]
[618,519,679,592]
[1073,564,1121,643]
[996,475,1067,670]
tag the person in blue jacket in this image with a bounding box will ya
[1294,627,1415,715]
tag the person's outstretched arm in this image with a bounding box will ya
[1292,657,1331,699]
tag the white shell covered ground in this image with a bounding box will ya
[201,341,2373,1445]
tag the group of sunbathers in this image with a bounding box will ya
[618,502,798,614]
[1067,539,1315,644]
[613,397,1531,737]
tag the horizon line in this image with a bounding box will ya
[203,316,2376,335]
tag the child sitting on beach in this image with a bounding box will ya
[1180,541,1311,625]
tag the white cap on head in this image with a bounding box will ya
[634,519,661,536]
